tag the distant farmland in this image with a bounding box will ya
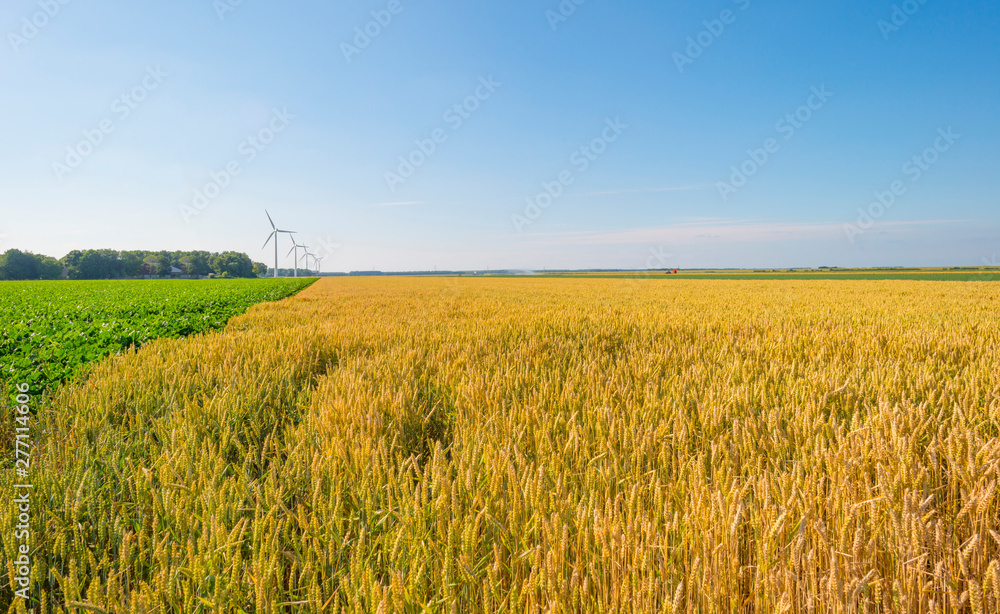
[509,267,1000,282]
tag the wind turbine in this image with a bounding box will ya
[262,210,295,277]
[286,240,307,277]
[315,256,324,275]
[296,245,309,273]
[303,250,316,274]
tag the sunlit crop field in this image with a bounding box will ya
[3,277,1000,613]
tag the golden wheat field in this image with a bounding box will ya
[3,277,1000,613]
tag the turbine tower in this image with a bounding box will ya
[262,210,295,278]
[286,240,307,277]
[298,246,310,273]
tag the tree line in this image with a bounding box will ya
[0,249,269,281]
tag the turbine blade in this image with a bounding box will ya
[265,210,276,230]
[261,231,276,249]
[286,245,297,257]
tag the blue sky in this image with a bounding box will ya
[1,0,997,271]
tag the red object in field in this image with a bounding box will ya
[673,269,678,274]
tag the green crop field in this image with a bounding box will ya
[0,278,316,408]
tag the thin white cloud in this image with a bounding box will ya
[571,185,706,197]
[372,201,425,207]
[522,219,974,247]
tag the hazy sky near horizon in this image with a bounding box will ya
[1,0,997,271]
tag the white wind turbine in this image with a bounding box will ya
[315,256,324,275]
[303,249,316,274]
[286,240,307,277]
[296,245,309,273]
[262,210,295,278]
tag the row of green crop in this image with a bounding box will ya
[1,278,315,404]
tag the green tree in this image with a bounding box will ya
[179,251,211,276]
[118,251,145,278]
[73,250,118,279]
[0,249,40,280]
[210,252,255,278]
[38,256,63,280]
[61,250,84,279]
[7,249,262,280]
[142,255,159,276]
[155,252,173,276]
